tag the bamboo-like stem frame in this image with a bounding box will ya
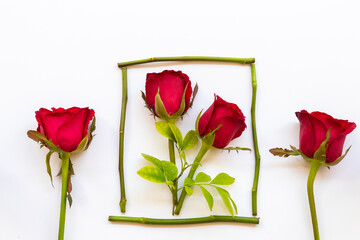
[109,215,259,225]
[116,56,261,220]
[118,56,255,67]
[119,67,128,213]
[250,63,260,216]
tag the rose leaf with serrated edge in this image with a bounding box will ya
[137,166,166,183]
[210,173,235,185]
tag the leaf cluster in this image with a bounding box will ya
[183,172,237,215]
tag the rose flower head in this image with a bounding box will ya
[144,70,195,121]
[197,95,246,148]
[28,107,95,153]
[296,110,356,163]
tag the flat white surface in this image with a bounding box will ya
[1,0,360,239]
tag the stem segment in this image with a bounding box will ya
[307,161,321,240]
[250,63,261,216]
[58,152,70,240]
[119,67,128,213]
[174,142,211,215]
[168,139,177,215]
[118,56,255,67]
[108,215,259,225]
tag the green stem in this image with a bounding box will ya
[174,142,211,215]
[118,56,255,67]
[250,63,261,216]
[58,152,70,240]
[307,161,321,240]
[119,67,128,213]
[168,139,177,215]
[108,215,259,225]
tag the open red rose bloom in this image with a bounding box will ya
[35,107,95,152]
[296,110,356,163]
[198,95,246,148]
[145,70,192,116]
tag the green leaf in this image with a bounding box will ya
[184,177,195,186]
[185,186,194,196]
[314,129,331,162]
[215,187,234,216]
[228,194,238,214]
[182,130,198,150]
[168,123,183,147]
[137,166,166,183]
[161,161,178,181]
[46,150,54,187]
[195,172,211,183]
[199,186,214,211]
[210,173,235,185]
[27,130,60,152]
[155,121,176,142]
[141,153,163,171]
[269,147,301,158]
[155,91,170,120]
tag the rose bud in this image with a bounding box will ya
[28,107,95,153]
[296,110,356,163]
[198,95,246,148]
[144,70,193,120]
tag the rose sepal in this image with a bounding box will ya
[154,85,188,122]
[70,118,96,154]
[269,129,352,168]
[27,130,61,152]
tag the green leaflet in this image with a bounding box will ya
[137,166,166,183]
[184,177,195,186]
[185,186,193,196]
[155,121,176,142]
[161,161,178,181]
[215,187,237,216]
[168,123,183,147]
[199,186,214,211]
[141,153,163,170]
[210,173,235,185]
[195,172,211,183]
[182,130,198,151]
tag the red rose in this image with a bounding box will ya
[35,107,95,152]
[296,110,356,163]
[198,95,246,148]
[145,70,192,117]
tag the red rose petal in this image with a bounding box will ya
[56,108,94,152]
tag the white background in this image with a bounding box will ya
[1,0,360,239]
